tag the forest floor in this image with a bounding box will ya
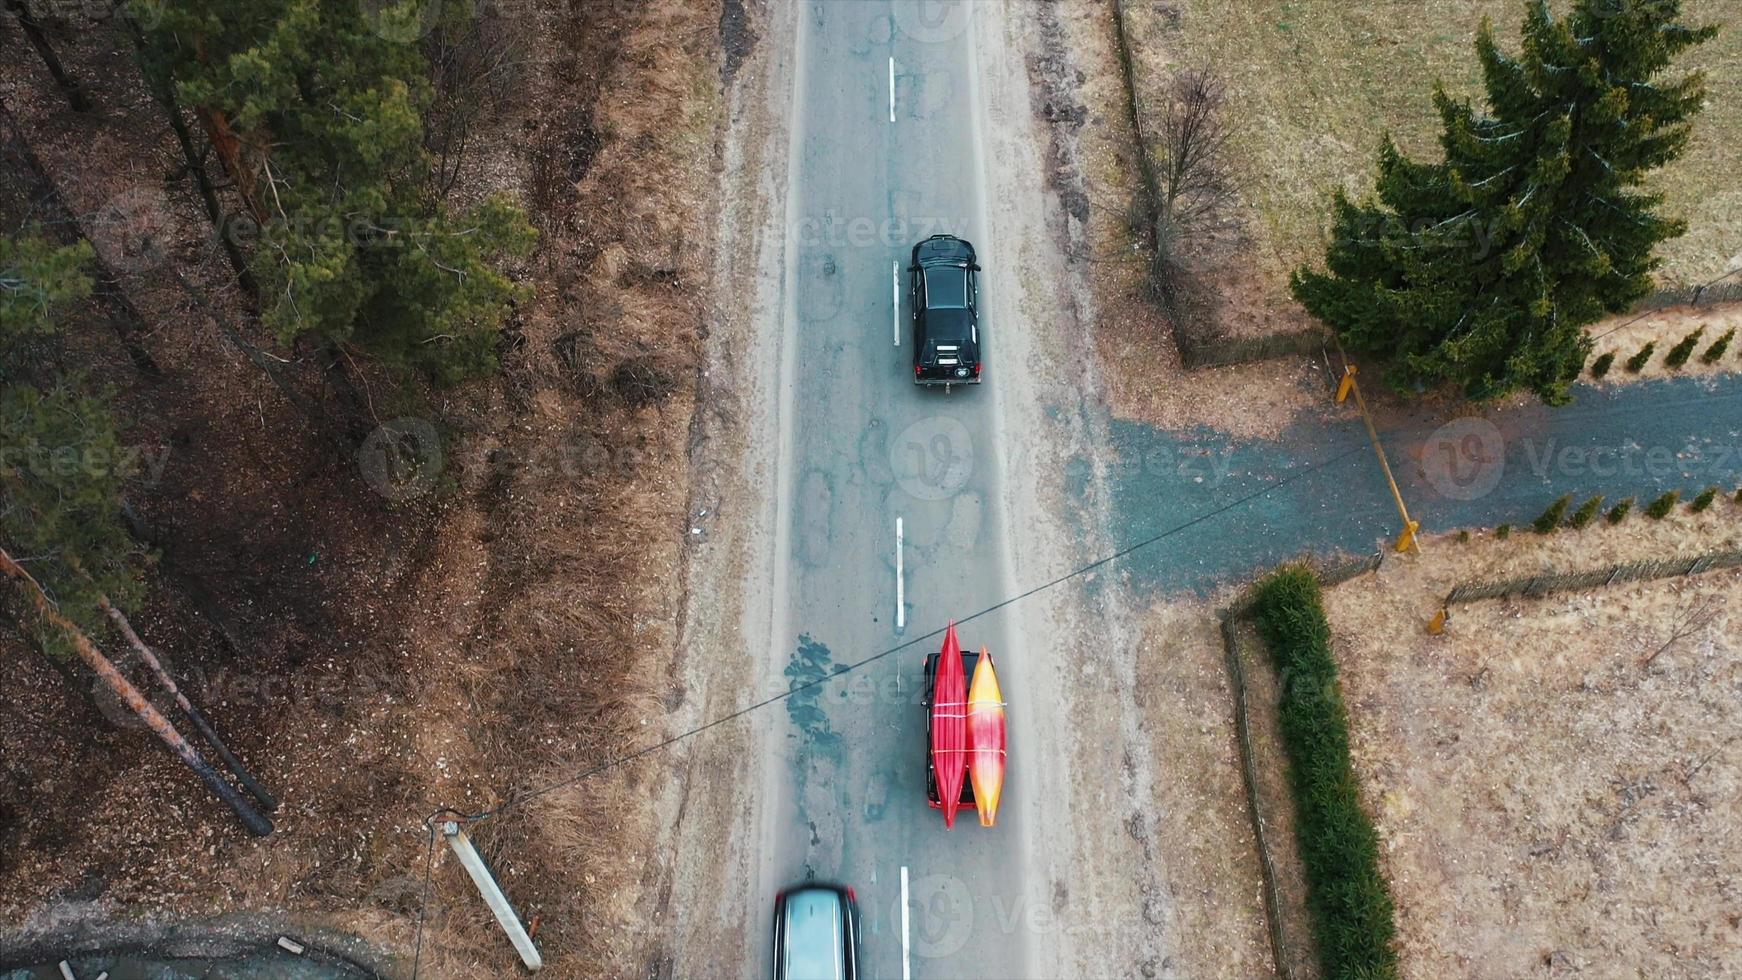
[0,1,729,976]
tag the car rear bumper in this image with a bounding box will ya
[914,374,982,386]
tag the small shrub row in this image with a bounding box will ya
[1626,342,1657,373]
[1606,324,1737,377]
[1519,485,1735,533]
[1663,327,1705,369]
[1646,490,1680,518]
[1252,567,1399,980]
[1701,327,1734,364]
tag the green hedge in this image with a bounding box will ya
[1252,566,1399,980]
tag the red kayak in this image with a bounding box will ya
[929,622,969,828]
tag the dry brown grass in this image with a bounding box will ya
[1129,598,1282,977]
[1048,1,1337,438]
[1128,0,1742,291]
[1322,510,1742,977]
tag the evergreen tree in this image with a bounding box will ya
[133,0,534,382]
[0,234,141,643]
[1292,0,1716,403]
[1,233,94,349]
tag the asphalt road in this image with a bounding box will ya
[757,3,1036,977]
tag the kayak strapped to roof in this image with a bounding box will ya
[925,623,1007,829]
[929,622,968,829]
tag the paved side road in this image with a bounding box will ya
[0,918,385,980]
[1100,374,1742,593]
[4,955,363,980]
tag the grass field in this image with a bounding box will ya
[1124,0,1742,290]
[1323,512,1742,976]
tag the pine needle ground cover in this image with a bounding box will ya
[1131,0,1740,290]
[1251,566,1399,979]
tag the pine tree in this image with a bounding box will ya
[133,0,534,382]
[0,235,141,644]
[1292,0,1716,403]
[1,233,93,348]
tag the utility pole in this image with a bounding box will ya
[440,819,543,972]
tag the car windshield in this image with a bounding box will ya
[925,267,968,309]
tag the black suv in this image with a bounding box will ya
[773,883,860,980]
[909,234,982,386]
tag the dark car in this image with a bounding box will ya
[909,234,982,386]
[773,882,860,980]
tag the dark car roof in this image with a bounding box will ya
[912,234,975,268]
[781,886,847,980]
[923,307,976,348]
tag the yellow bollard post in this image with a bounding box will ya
[1425,606,1447,635]
[1394,520,1420,554]
[1337,361,1423,555]
[1336,365,1358,404]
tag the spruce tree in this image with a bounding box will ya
[1292,0,1716,403]
[133,0,534,383]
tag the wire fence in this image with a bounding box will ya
[1633,277,1742,313]
[1444,548,1742,605]
[1218,612,1296,980]
[1178,327,1329,370]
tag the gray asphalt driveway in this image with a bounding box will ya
[1101,374,1742,594]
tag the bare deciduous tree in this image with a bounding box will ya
[1149,66,1233,316]
[426,10,522,202]
[1639,595,1718,668]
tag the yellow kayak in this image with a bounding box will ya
[966,648,1006,827]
